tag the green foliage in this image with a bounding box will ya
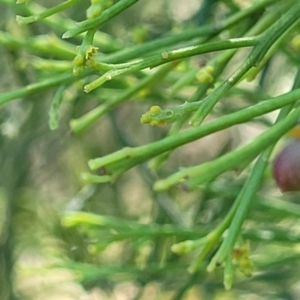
[1,0,300,299]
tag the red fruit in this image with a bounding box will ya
[273,140,300,192]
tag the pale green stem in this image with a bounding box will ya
[16,0,82,25]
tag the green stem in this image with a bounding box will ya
[101,0,277,63]
[85,37,258,92]
[13,0,124,52]
[63,0,139,38]
[0,31,75,59]
[0,71,91,106]
[206,68,300,272]
[257,198,300,219]
[87,89,300,180]
[154,105,300,191]
[189,2,300,125]
[224,254,234,290]
[16,0,82,25]
[62,212,206,239]
[70,62,177,133]
[207,152,269,272]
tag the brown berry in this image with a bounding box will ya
[273,140,300,192]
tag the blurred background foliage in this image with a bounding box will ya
[1,0,300,299]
